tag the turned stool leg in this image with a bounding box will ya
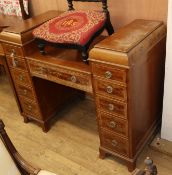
[81,47,89,64]
[38,43,46,55]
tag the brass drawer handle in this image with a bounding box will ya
[106,86,113,94]
[111,139,118,147]
[23,89,27,95]
[19,75,24,81]
[108,121,117,128]
[10,49,16,58]
[105,71,112,79]
[70,75,77,83]
[12,58,18,67]
[28,105,32,111]
[108,104,114,111]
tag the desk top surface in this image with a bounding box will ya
[26,46,91,73]
[1,11,61,34]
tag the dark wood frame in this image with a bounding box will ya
[37,0,114,63]
[0,119,40,175]
[0,119,158,175]
[18,0,30,20]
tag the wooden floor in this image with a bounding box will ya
[0,75,172,175]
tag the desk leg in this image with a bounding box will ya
[99,148,107,159]
[23,116,29,123]
[41,122,49,133]
[127,160,136,172]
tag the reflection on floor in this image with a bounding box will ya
[0,75,172,175]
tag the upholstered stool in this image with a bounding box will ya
[33,10,106,47]
[33,0,114,63]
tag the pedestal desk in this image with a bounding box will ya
[0,11,166,171]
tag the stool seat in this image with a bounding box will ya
[33,10,106,46]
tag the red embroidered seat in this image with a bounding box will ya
[33,0,114,63]
[33,10,106,46]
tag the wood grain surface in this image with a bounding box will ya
[30,0,168,29]
[0,76,172,175]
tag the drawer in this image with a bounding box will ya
[97,96,127,118]
[28,60,93,93]
[94,79,127,101]
[10,69,32,86]
[92,63,127,83]
[19,97,41,120]
[15,84,35,100]
[3,43,23,57]
[7,56,27,71]
[99,113,128,137]
[100,130,129,156]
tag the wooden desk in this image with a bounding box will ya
[0,11,166,171]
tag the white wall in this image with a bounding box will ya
[161,0,172,141]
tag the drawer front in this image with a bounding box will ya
[28,60,93,93]
[100,130,129,156]
[92,63,127,83]
[94,79,127,101]
[7,56,27,71]
[3,43,23,57]
[99,113,128,137]
[97,96,127,118]
[19,97,41,120]
[15,84,35,100]
[10,69,32,86]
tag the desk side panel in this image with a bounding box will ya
[128,33,166,157]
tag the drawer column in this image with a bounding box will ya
[2,43,46,130]
[90,19,166,171]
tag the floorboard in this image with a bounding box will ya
[0,75,172,175]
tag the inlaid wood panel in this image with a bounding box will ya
[100,129,129,156]
[19,96,41,119]
[96,96,127,118]
[30,0,168,29]
[98,113,128,137]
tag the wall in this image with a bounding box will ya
[161,0,172,142]
[29,0,172,141]
[30,0,168,29]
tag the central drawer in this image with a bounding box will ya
[27,60,93,93]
